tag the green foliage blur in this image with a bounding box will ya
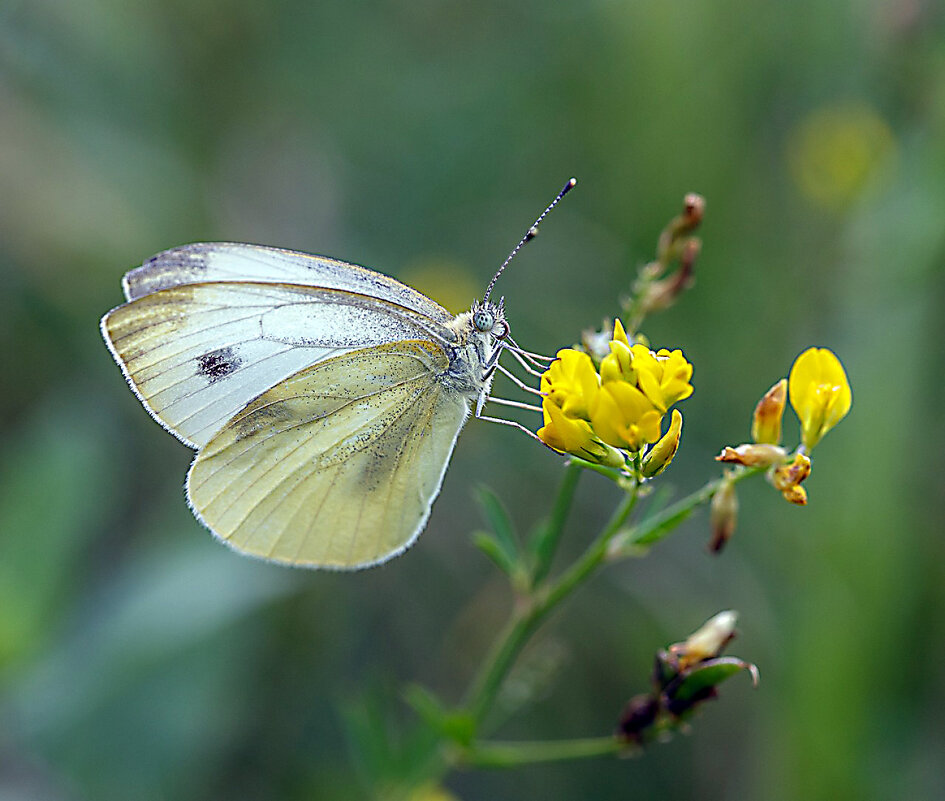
[2,1,944,799]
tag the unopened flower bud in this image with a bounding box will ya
[617,609,757,746]
[642,409,683,478]
[780,484,808,505]
[642,239,699,312]
[770,452,812,505]
[617,693,660,744]
[683,193,706,227]
[709,478,738,553]
[751,378,787,445]
[716,443,786,467]
[671,610,738,669]
[657,193,706,262]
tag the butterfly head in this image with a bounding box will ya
[471,297,509,340]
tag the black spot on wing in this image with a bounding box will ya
[126,245,211,299]
[143,243,209,274]
[197,346,242,382]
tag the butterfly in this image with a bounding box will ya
[101,182,574,571]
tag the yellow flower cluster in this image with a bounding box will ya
[537,320,693,473]
[717,347,851,505]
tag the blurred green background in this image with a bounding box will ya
[2,0,944,799]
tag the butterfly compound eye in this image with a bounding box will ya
[473,310,495,332]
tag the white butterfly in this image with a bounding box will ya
[100,183,572,570]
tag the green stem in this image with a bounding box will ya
[566,456,625,483]
[465,464,764,725]
[461,736,623,769]
[610,465,764,555]
[530,462,582,585]
[465,485,639,725]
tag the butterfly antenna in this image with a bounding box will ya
[482,177,577,304]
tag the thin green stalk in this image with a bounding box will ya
[566,457,625,482]
[465,485,639,725]
[610,465,765,555]
[465,465,765,725]
[541,486,638,610]
[530,462,582,585]
[461,736,623,769]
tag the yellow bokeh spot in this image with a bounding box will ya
[787,104,896,211]
[400,258,480,315]
[407,784,462,801]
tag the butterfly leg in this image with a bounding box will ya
[485,396,542,413]
[502,345,549,378]
[495,362,544,396]
[475,411,547,444]
[504,335,555,366]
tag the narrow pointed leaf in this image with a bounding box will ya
[475,486,519,563]
[472,531,517,577]
[671,657,758,703]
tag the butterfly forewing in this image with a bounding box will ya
[122,242,454,323]
[101,281,455,448]
[186,340,469,569]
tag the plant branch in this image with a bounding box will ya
[460,736,624,769]
[530,462,582,585]
[464,484,639,725]
[609,465,765,556]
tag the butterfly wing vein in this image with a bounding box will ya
[101,281,456,448]
[186,341,469,569]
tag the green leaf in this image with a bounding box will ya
[0,400,119,666]
[343,682,444,790]
[472,531,517,577]
[475,486,519,564]
[671,657,759,703]
[404,685,475,747]
[527,463,581,585]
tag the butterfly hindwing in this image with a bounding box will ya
[186,340,469,569]
[101,281,455,448]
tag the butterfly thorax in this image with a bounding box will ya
[441,301,507,401]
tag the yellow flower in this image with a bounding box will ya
[752,378,787,445]
[540,349,600,419]
[537,397,624,467]
[589,381,663,451]
[788,348,852,449]
[642,409,683,478]
[632,346,694,413]
[599,335,694,415]
[599,338,636,385]
[612,317,631,346]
